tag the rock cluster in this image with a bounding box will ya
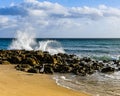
[0,50,120,76]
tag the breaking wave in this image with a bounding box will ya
[9,31,65,55]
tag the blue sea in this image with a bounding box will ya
[1,38,120,60]
[0,38,120,96]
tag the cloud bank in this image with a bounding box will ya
[0,0,120,38]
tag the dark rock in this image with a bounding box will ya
[44,64,54,74]
[75,69,86,76]
[27,68,39,73]
[43,51,49,54]
[15,64,31,72]
[82,57,92,62]
[101,67,115,73]
[1,50,119,76]
[0,60,11,65]
[79,61,87,67]
[43,53,53,63]
[22,57,38,66]
[10,56,22,64]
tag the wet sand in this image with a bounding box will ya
[0,65,90,96]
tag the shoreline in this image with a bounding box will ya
[0,65,90,96]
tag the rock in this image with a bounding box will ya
[15,64,31,72]
[15,65,21,70]
[34,51,44,62]
[0,60,2,64]
[20,54,26,60]
[118,67,120,71]
[69,54,76,58]
[44,64,54,74]
[52,57,58,64]
[43,51,49,54]
[66,58,79,64]
[1,50,120,76]
[22,57,38,66]
[56,65,72,73]
[53,55,63,65]
[79,61,87,67]
[82,57,92,62]
[92,62,104,71]
[75,69,86,76]
[27,68,39,73]
[35,65,43,72]
[101,67,115,73]
[43,53,53,63]
[10,56,22,64]
[0,60,11,65]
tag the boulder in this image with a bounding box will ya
[34,51,44,61]
[43,53,53,63]
[44,65,54,74]
[0,60,11,65]
[55,65,72,73]
[15,64,31,72]
[52,57,58,64]
[22,57,38,66]
[10,56,22,64]
[101,67,115,73]
[27,68,39,73]
[75,69,86,76]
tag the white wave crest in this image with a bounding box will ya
[9,31,65,55]
[36,40,65,54]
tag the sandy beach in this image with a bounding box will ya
[0,65,90,96]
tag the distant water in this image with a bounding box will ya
[1,38,120,96]
[1,38,120,60]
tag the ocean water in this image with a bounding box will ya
[0,38,120,96]
[1,38,120,59]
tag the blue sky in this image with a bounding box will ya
[1,0,120,7]
[0,0,120,38]
[40,0,120,7]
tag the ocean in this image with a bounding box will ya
[0,38,120,96]
[1,38,120,60]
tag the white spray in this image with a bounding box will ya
[9,31,65,55]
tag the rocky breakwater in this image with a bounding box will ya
[0,50,120,76]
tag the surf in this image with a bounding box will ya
[9,31,65,55]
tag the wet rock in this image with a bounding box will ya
[0,50,120,76]
[69,54,76,58]
[34,51,44,61]
[22,57,38,66]
[75,69,86,76]
[27,68,39,73]
[44,64,54,74]
[92,61,104,71]
[79,61,87,67]
[53,55,62,65]
[43,53,53,63]
[9,56,22,64]
[52,57,58,64]
[15,64,31,71]
[43,51,49,54]
[0,60,11,65]
[101,67,115,73]
[82,57,92,62]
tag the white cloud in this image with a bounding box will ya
[0,0,120,38]
[0,16,9,23]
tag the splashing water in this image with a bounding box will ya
[9,31,36,50]
[36,40,65,54]
[9,31,65,55]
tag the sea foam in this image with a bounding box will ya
[9,31,65,55]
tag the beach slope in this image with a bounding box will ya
[0,65,90,96]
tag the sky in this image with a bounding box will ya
[0,0,120,38]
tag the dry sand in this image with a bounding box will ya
[0,65,90,96]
